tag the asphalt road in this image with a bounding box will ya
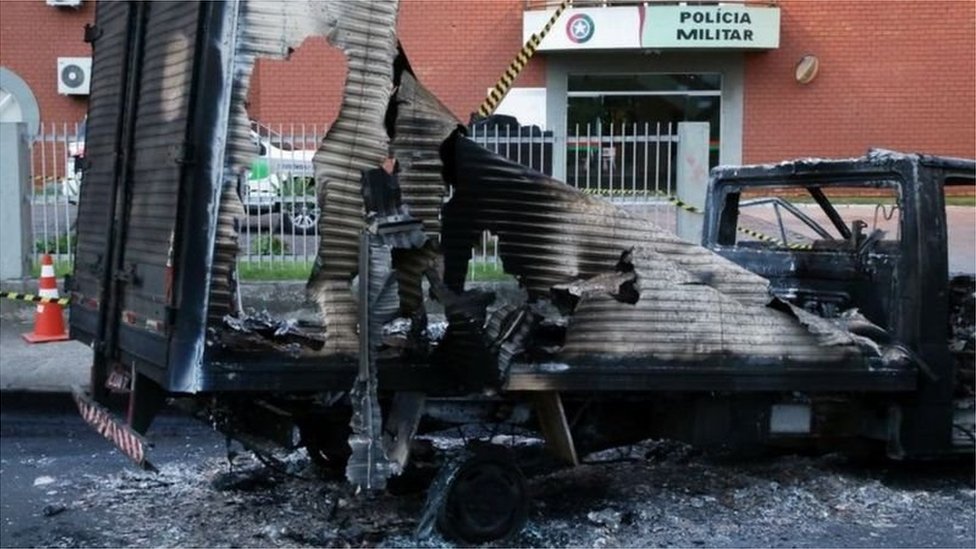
[0,395,225,548]
[1,394,973,548]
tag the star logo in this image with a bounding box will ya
[565,13,594,44]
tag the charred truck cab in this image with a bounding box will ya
[67,0,973,542]
[703,151,976,458]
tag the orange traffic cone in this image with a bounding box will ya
[22,254,69,343]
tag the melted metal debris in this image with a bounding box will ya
[347,163,431,491]
[382,316,448,348]
[219,311,325,354]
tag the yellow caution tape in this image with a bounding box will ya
[477,0,572,118]
[580,188,658,197]
[1,291,70,306]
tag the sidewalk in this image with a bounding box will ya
[0,308,90,393]
[0,280,312,395]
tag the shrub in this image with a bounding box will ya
[35,233,71,254]
[249,235,289,256]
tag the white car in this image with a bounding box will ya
[62,124,320,234]
[245,130,319,234]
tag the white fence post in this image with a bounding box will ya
[0,122,33,280]
[675,122,710,244]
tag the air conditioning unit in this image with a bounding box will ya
[57,57,92,95]
[46,0,83,7]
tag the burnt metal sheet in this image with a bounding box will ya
[208,186,245,323]
[556,247,859,362]
[390,63,458,239]
[386,65,459,315]
[75,0,925,401]
[207,0,346,325]
[441,133,772,308]
[306,0,401,355]
[347,166,428,490]
[504,363,917,393]
[346,233,397,490]
[437,133,857,365]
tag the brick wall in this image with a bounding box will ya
[0,0,93,124]
[743,0,976,163]
[251,0,544,126]
[246,36,346,131]
[3,1,972,164]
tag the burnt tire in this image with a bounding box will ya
[435,450,529,543]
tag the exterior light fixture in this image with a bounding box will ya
[794,55,820,84]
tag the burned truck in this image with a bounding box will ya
[67,0,974,542]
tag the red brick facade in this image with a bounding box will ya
[251,0,544,126]
[1,1,973,162]
[0,0,94,123]
[742,0,976,162]
[247,37,347,129]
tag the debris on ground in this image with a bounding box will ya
[29,439,975,548]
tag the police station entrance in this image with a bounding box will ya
[565,73,722,193]
[524,1,781,191]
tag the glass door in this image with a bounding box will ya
[566,73,721,195]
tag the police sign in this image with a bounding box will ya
[524,5,779,51]
[641,5,780,49]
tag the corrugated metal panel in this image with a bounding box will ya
[388,70,458,313]
[204,0,354,326]
[208,186,245,322]
[71,1,132,318]
[306,0,400,355]
[442,135,771,306]
[118,1,201,338]
[441,134,861,365]
[391,70,457,238]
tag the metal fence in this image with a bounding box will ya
[467,121,679,269]
[29,122,83,264]
[469,120,678,198]
[29,120,678,274]
[239,122,326,267]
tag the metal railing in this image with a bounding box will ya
[29,122,83,264]
[565,121,678,199]
[29,120,678,277]
[468,120,678,199]
[240,122,326,267]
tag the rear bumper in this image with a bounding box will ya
[72,386,155,471]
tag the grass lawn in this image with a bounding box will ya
[239,260,315,281]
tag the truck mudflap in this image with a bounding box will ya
[72,386,156,471]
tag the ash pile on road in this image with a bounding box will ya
[41,440,975,548]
